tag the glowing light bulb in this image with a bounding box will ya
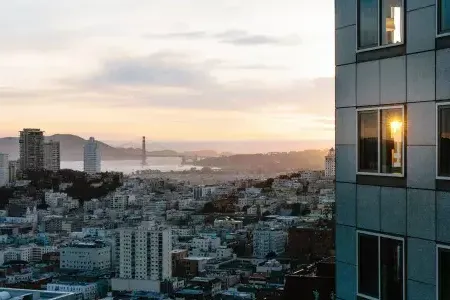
[390,120,402,133]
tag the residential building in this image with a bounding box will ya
[0,288,75,299]
[252,227,287,258]
[19,128,44,171]
[47,282,97,300]
[44,140,61,172]
[8,160,18,183]
[83,137,101,174]
[112,222,172,292]
[60,241,111,271]
[324,147,335,178]
[193,186,217,200]
[0,153,8,187]
[335,1,450,299]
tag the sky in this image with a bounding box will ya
[0,0,335,150]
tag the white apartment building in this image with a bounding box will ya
[192,236,221,252]
[324,147,335,178]
[110,193,128,211]
[47,282,97,300]
[83,137,101,174]
[300,170,321,182]
[193,186,217,200]
[43,140,60,172]
[0,244,57,264]
[0,154,9,187]
[45,192,68,207]
[60,241,111,271]
[114,222,172,285]
[252,227,287,258]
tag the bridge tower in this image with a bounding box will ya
[141,136,147,166]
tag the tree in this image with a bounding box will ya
[266,251,277,260]
[202,202,216,213]
[262,211,271,217]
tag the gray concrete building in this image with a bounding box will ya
[335,1,450,299]
[19,128,45,171]
[60,241,111,272]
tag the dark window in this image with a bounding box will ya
[439,0,450,34]
[358,233,404,300]
[357,0,403,50]
[358,107,404,175]
[438,247,450,300]
[438,105,450,177]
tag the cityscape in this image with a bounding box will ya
[2,0,450,300]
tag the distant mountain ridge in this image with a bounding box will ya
[0,134,225,161]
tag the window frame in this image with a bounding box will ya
[356,105,405,177]
[436,102,450,180]
[356,230,405,300]
[356,0,405,52]
[437,0,450,37]
[436,244,450,300]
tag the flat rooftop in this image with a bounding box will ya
[0,287,75,299]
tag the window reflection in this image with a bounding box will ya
[380,108,403,174]
[439,106,450,177]
[358,111,378,173]
[440,0,450,34]
[358,0,379,49]
[381,0,403,45]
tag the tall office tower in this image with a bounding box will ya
[19,128,44,171]
[43,140,60,172]
[335,1,450,299]
[112,222,172,292]
[8,160,18,183]
[142,136,147,166]
[83,137,101,174]
[324,147,335,178]
[0,154,9,187]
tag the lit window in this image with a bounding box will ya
[357,107,404,176]
[438,104,450,178]
[438,246,450,300]
[358,232,404,300]
[358,0,404,50]
[439,0,450,34]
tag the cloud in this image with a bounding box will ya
[62,52,333,116]
[146,29,301,46]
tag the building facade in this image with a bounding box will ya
[324,147,335,178]
[335,1,450,299]
[44,140,61,172]
[8,160,18,183]
[19,128,44,171]
[0,154,9,187]
[60,241,111,271]
[83,137,101,174]
[252,227,287,258]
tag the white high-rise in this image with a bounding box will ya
[83,137,101,174]
[0,154,9,187]
[112,222,172,292]
[44,140,60,172]
[324,147,335,178]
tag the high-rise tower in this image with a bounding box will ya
[19,128,45,171]
[83,137,101,174]
[142,136,147,166]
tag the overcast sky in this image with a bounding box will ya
[0,0,335,146]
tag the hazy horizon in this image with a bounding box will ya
[0,0,335,142]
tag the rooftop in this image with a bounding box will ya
[0,288,74,299]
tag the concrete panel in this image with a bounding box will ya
[336,26,356,66]
[336,182,356,226]
[407,238,436,285]
[336,262,356,300]
[336,225,356,265]
[336,107,356,145]
[380,56,406,104]
[436,48,450,100]
[357,185,380,231]
[407,189,436,240]
[407,6,436,54]
[437,192,450,243]
[336,64,356,108]
[407,101,436,146]
[407,51,435,102]
[357,61,380,107]
[336,145,356,183]
[335,0,356,29]
[407,146,436,190]
[380,187,406,235]
[407,280,436,300]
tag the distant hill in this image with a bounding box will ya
[0,134,226,161]
[194,150,328,172]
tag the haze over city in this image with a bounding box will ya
[0,0,335,152]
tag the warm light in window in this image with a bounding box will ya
[393,7,402,43]
[390,120,402,133]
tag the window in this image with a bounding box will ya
[357,106,404,176]
[438,246,450,300]
[438,104,450,178]
[357,0,404,50]
[439,0,450,35]
[358,232,404,300]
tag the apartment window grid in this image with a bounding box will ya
[357,0,404,51]
[356,231,405,300]
[356,105,405,177]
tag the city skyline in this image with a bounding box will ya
[0,0,335,147]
